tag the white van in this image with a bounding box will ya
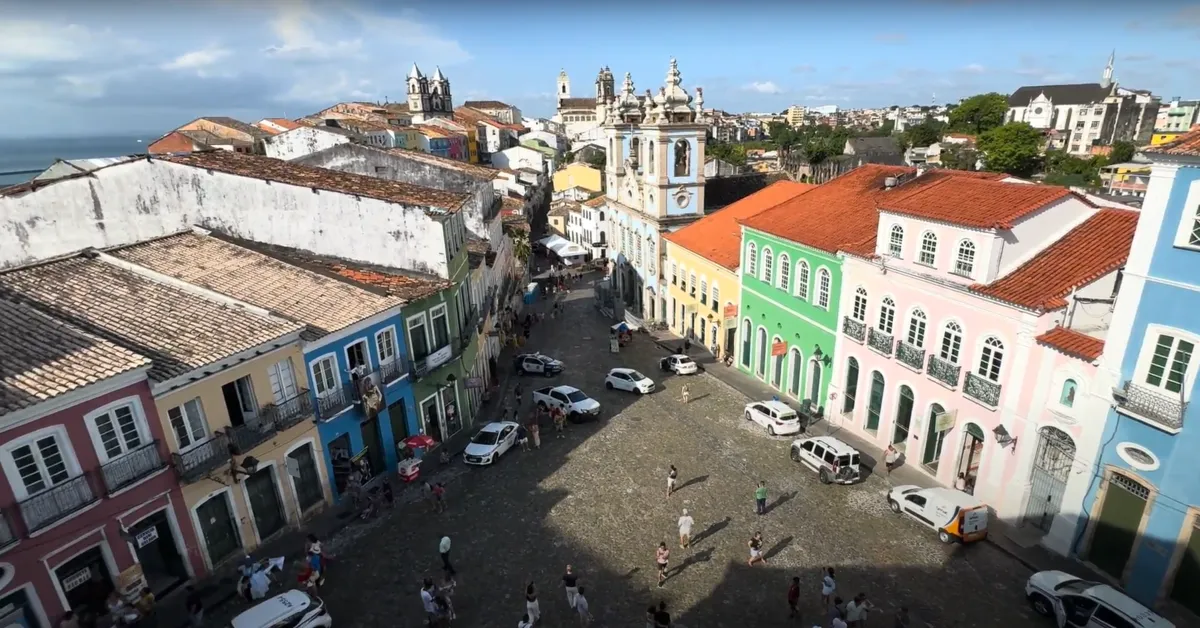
[886,485,988,544]
[231,590,331,628]
[1026,571,1174,628]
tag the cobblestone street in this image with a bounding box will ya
[239,278,1046,628]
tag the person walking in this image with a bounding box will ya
[677,509,694,549]
[562,565,579,609]
[432,482,447,513]
[666,465,678,497]
[785,575,801,619]
[514,383,524,410]
[574,587,592,626]
[680,383,690,405]
[518,613,533,628]
[554,407,566,439]
[525,582,541,624]
[755,481,768,515]
[439,535,455,578]
[655,542,671,588]
[846,593,872,628]
[747,531,767,566]
[653,601,671,627]
[421,578,438,627]
[821,567,837,607]
[529,414,542,450]
[884,445,899,475]
[517,424,531,451]
[438,574,457,622]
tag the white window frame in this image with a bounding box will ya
[1133,324,1200,401]
[778,253,791,291]
[167,397,211,452]
[976,336,1006,383]
[1171,181,1200,251]
[795,260,810,300]
[852,287,868,321]
[815,267,832,310]
[939,320,964,364]
[761,247,774,284]
[1,425,82,500]
[375,325,399,366]
[429,305,451,349]
[954,239,976,277]
[746,242,757,276]
[344,338,371,376]
[918,231,938,266]
[888,225,904,257]
[711,284,720,310]
[689,272,697,296]
[83,396,151,464]
[308,353,340,399]
[906,308,928,348]
[878,297,896,334]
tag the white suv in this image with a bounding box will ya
[1025,571,1173,628]
[789,436,861,484]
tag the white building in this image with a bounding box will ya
[519,130,565,152]
[490,145,550,173]
[553,186,593,202]
[263,125,357,160]
[407,64,454,124]
[461,100,523,125]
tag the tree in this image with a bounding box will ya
[903,117,945,149]
[947,93,1009,135]
[977,122,1043,177]
[940,144,979,171]
[512,232,531,264]
[584,152,605,171]
[562,150,576,165]
[1109,140,1135,164]
[1043,150,1105,188]
[767,122,800,152]
[706,142,747,166]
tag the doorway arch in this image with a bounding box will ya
[787,348,804,399]
[807,358,823,402]
[1024,426,1076,531]
[755,326,768,378]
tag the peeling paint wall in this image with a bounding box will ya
[263,127,353,161]
[0,159,451,277]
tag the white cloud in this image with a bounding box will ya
[0,20,143,72]
[962,63,985,74]
[743,81,783,95]
[161,46,233,76]
[350,8,471,66]
[263,3,364,62]
[278,71,375,104]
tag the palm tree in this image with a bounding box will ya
[512,232,532,265]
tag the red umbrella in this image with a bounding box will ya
[405,435,437,448]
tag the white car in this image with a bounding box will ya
[789,436,862,484]
[659,354,698,375]
[515,353,563,376]
[232,590,330,628]
[1025,570,1173,627]
[744,400,802,436]
[605,368,656,394]
[533,385,602,422]
[463,421,520,466]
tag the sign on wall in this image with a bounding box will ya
[771,341,788,357]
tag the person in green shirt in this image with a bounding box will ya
[755,481,768,515]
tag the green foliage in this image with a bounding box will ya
[902,117,946,150]
[947,93,1009,134]
[1109,140,1135,164]
[562,150,576,165]
[940,144,979,171]
[512,232,531,264]
[977,122,1043,177]
[706,141,747,166]
[1043,150,1106,188]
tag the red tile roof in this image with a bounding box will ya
[971,208,1138,310]
[1148,127,1200,157]
[1037,327,1104,361]
[666,181,815,270]
[878,176,1079,229]
[583,196,607,208]
[740,165,913,254]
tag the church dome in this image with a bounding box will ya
[656,59,694,122]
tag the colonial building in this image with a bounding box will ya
[407,65,454,125]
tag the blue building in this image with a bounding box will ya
[1077,129,1200,616]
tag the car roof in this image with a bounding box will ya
[803,436,857,453]
[912,487,985,508]
[479,421,517,432]
[610,367,639,374]
[758,400,795,413]
[670,354,693,360]
[552,385,581,394]
[232,591,312,628]
[1087,584,1169,626]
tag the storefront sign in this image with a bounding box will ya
[61,568,92,592]
[465,377,485,389]
[118,564,146,597]
[934,408,959,432]
[426,345,453,370]
[723,303,738,322]
[771,341,788,357]
[134,527,159,548]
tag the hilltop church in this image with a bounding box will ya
[553,66,705,144]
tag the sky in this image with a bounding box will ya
[1,0,1199,139]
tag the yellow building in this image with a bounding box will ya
[552,163,603,194]
[1151,132,1185,146]
[390,126,426,153]
[662,181,815,358]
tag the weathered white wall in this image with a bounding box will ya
[0,159,452,277]
[491,146,545,173]
[263,127,353,161]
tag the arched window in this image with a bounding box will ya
[955,240,976,276]
[852,287,869,321]
[648,140,655,173]
[795,260,810,300]
[670,262,678,285]
[756,326,768,377]
[761,247,774,284]
[906,308,928,348]
[878,297,896,334]
[889,225,905,257]
[711,285,719,311]
[866,371,885,431]
[1060,379,1078,407]
[923,403,947,468]
[816,269,831,309]
[740,319,752,367]
[893,385,914,446]
[919,231,938,266]
[778,254,791,291]
[689,272,697,296]
[939,321,963,364]
[771,336,785,389]
[629,137,640,169]
[598,211,605,222]
[745,242,757,276]
[978,337,1005,382]
[699,277,708,304]
[842,357,860,414]
[674,139,690,176]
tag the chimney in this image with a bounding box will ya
[883,176,898,189]
[916,164,928,177]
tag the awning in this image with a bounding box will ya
[538,235,588,258]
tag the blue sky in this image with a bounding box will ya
[1,0,1199,138]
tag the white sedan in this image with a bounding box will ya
[744,400,802,436]
[659,354,699,375]
[605,368,656,394]
[462,421,520,466]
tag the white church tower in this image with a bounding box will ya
[408,63,453,123]
[557,70,571,105]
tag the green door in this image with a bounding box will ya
[865,372,884,431]
[1170,522,1200,614]
[1089,474,1148,580]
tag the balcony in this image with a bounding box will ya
[101,441,165,494]
[172,434,231,484]
[842,317,866,343]
[896,340,925,371]
[262,389,315,431]
[316,386,355,422]
[18,474,98,534]
[867,327,893,356]
[927,354,961,388]
[1115,381,1187,432]
[964,372,1002,408]
[0,510,15,549]
[380,358,412,386]
[414,341,457,379]
[225,417,278,454]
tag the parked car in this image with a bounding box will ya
[232,590,331,628]
[744,400,802,436]
[659,354,698,375]
[463,421,520,466]
[789,436,861,484]
[533,385,601,422]
[1025,570,1173,628]
[515,353,564,376]
[605,368,655,394]
[886,486,989,544]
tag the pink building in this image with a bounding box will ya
[0,299,201,628]
[828,171,1137,541]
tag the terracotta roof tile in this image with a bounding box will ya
[583,196,606,208]
[971,208,1138,310]
[1037,326,1104,361]
[878,176,1080,229]
[0,255,304,383]
[1148,127,1200,157]
[110,232,404,339]
[386,147,503,180]
[740,165,914,254]
[501,197,524,214]
[0,297,151,416]
[192,116,270,140]
[416,125,450,138]
[666,181,815,270]
[158,150,469,213]
[462,100,515,110]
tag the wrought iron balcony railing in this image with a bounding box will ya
[315,386,355,422]
[0,510,15,549]
[927,354,961,388]
[101,441,165,494]
[896,340,925,371]
[867,327,893,356]
[262,389,315,431]
[964,372,1002,408]
[18,473,98,533]
[1116,381,1187,432]
[380,358,411,385]
[842,317,866,343]
[172,434,231,484]
[414,341,457,380]
[225,417,278,454]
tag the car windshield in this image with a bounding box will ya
[566,391,589,402]
[777,411,798,422]
[1054,579,1097,594]
[628,371,646,381]
[471,431,499,445]
[678,357,693,364]
[837,454,853,467]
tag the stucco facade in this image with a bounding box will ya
[665,243,736,358]
[262,126,354,161]
[552,163,602,194]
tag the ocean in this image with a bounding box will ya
[0,135,156,187]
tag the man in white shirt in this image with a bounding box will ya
[439,535,454,576]
[677,509,695,549]
[420,578,437,625]
[845,592,871,627]
[574,587,592,626]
